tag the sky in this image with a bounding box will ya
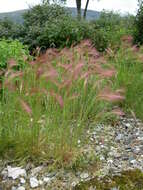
[0,0,138,15]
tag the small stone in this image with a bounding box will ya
[96,146,101,152]
[133,147,140,154]
[80,173,89,179]
[7,166,26,180]
[43,177,51,183]
[17,187,25,190]
[138,137,143,141]
[78,140,81,144]
[114,153,121,158]
[107,160,113,164]
[111,188,119,190]
[100,156,105,161]
[71,181,78,187]
[39,180,43,185]
[130,159,137,165]
[31,166,43,176]
[11,187,17,190]
[1,169,7,179]
[90,137,94,142]
[30,177,39,188]
[20,178,26,184]
[46,172,56,178]
[115,134,123,141]
[125,123,131,128]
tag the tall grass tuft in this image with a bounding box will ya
[0,40,123,166]
[109,36,143,120]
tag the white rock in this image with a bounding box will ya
[107,160,113,164]
[43,177,51,183]
[7,166,26,180]
[31,166,43,176]
[30,177,39,188]
[78,140,81,144]
[39,180,43,185]
[11,187,17,190]
[100,156,105,161]
[71,181,78,187]
[17,187,25,190]
[125,123,131,128]
[80,173,89,179]
[20,178,26,184]
[130,159,137,165]
[1,168,7,179]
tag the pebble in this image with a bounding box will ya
[17,187,25,190]
[30,177,39,188]
[1,117,143,190]
[7,166,26,180]
[31,166,43,176]
[43,177,51,183]
[80,173,89,179]
[20,178,26,184]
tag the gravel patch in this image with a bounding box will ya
[0,117,143,189]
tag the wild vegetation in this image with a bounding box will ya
[0,0,143,171]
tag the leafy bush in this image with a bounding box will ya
[90,11,134,51]
[0,39,29,70]
[38,16,90,49]
[0,18,26,41]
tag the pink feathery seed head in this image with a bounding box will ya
[88,48,100,58]
[50,90,64,108]
[98,88,125,102]
[42,69,58,79]
[36,67,44,79]
[7,71,23,80]
[97,68,117,78]
[131,45,139,52]
[80,72,90,80]
[29,60,37,66]
[69,93,79,100]
[111,108,125,116]
[58,63,73,71]
[20,99,32,116]
[59,79,72,89]
[96,56,107,64]
[80,39,93,48]
[138,54,143,62]
[121,35,133,44]
[4,82,16,91]
[30,88,40,95]
[106,48,114,57]
[7,59,18,68]
[72,63,84,78]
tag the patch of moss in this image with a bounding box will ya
[74,169,143,190]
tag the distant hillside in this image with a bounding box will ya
[0,9,27,24]
[0,8,100,24]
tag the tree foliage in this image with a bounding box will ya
[133,0,143,45]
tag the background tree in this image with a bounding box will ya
[83,0,90,19]
[76,0,81,19]
[133,0,143,45]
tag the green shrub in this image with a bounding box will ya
[38,16,90,48]
[90,11,134,51]
[0,39,29,70]
[133,1,143,45]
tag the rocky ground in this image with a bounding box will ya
[1,117,143,190]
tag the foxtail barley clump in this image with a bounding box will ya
[0,40,124,165]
